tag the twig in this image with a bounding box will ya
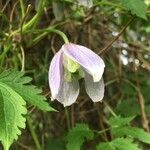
[20,45,25,72]
[20,4,31,36]
[134,56,149,132]
[98,16,135,55]
[137,89,149,132]
[124,79,149,132]
[1,0,11,12]
[9,0,19,31]
[17,142,33,150]
[95,103,108,141]
[103,101,117,117]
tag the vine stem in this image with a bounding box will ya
[22,0,45,31]
[27,116,42,150]
[98,16,135,55]
[10,26,69,47]
[49,29,69,44]
[29,28,69,46]
[19,0,25,17]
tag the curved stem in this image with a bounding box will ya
[50,29,69,44]
[99,16,135,55]
[31,28,69,46]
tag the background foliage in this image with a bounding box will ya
[0,0,150,149]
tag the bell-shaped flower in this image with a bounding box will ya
[49,43,105,107]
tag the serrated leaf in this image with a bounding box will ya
[0,70,55,111]
[112,126,150,144]
[0,70,32,84]
[109,116,135,127]
[96,138,140,150]
[97,142,114,150]
[0,82,27,149]
[66,123,94,150]
[120,0,147,19]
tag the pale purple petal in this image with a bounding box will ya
[55,79,79,107]
[63,43,105,82]
[84,73,104,102]
[49,50,63,99]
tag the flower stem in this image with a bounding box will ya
[27,116,42,150]
[65,108,71,130]
[30,28,69,46]
[51,29,69,44]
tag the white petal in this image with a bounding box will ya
[49,50,63,99]
[55,79,79,107]
[63,43,105,82]
[85,73,104,102]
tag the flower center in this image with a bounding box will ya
[64,57,84,82]
[65,57,80,73]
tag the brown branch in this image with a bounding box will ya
[137,89,149,132]
[98,16,135,55]
[124,79,150,132]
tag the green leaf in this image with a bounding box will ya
[112,126,150,144]
[0,70,55,111]
[66,123,94,150]
[109,116,135,127]
[120,0,147,19]
[96,138,140,150]
[97,142,114,150]
[0,82,27,149]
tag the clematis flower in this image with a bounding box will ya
[49,43,105,107]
